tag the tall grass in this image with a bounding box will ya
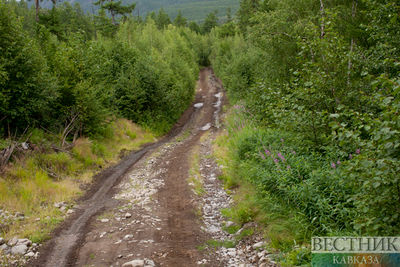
[0,119,155,243]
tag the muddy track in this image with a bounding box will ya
[31,68,224,267]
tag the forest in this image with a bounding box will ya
[1,0,399,265]
[34,0,240,22]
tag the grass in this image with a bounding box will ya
[212,109,312,266]
[0,118,155,244]
[197,239,236,251]
[187,144,205,196]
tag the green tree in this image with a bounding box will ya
[94,0,135,25]
[173,10,187,27]
[237,0,259,33]
[201,11,218,34]
[188,21,200,33]
[155,8,171,29]
[0,2,57,134]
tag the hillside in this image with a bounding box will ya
[38,0,240,22]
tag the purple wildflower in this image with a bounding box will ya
[259,151,265,160]
[265,150,271,156]
[331,162,336,169]
[292,150,296,155]
[356,149,361,154]
[349,154,353,159]
[287,165,291,170]
[337,160,341,165]
[274,158,279,164]
[277,152,286,162]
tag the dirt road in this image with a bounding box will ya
[32,68,275,267]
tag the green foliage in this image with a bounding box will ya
[201,11,219,34]
[0,2,57,134]
[155,8,171,29]
[94,0,135,25]
[211,0,400,263]
[1,1,201,137]
[173,10,187,27]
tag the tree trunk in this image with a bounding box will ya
[319,0,325,38]
[35,0,39,22]
[347,0,357,85]
[111,10,116,25]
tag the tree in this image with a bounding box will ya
[226,7,232,22]
[173,10,187,27]
[188,21,200,34]
[237,0,259,33]
[94,0,135,25]
[0,2,57,133]
[201,11,218,34]
[155,8,171,29]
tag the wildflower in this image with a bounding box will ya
[259,151,265,160]
[277,152,286,162]
[349,154,353,159]
[265,150,271,156]
[337,160,341,165]
[331,162,336,169]
[274,158,279,164]
[356,149,360,154]
[287,165,291,170]
[292,150,296,155]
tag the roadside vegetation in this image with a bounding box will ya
[210,0,399,265]
[0,0,207,249]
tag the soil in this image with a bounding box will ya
[31,68,277,267]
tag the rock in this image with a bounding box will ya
[225,221,235,228]
[123,234,133,240]
[0,237,4,245]
[201,123,211,131]
[25,251,35,257]
[100,218,109,223]
[125,213,132,219]
[11,244,28,255]
[145,259,155,266]
[227,248,236,257]
[258,250,268,258]
[252,241,265,249]
[194,103,204,108]
[21,142,29,150]
[259,264,268,267]
[54,202,65,208]
[17,238,32,246]
[99,232,107,238]
[67,209,74,214]
[60,206,67,212]
[0,244,8,251]
[8,237,18,246]
[122,259,145,267]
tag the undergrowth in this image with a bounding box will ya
[213,107,355,266]
[0,118,155,243]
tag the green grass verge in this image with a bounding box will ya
[0,118,155,243]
